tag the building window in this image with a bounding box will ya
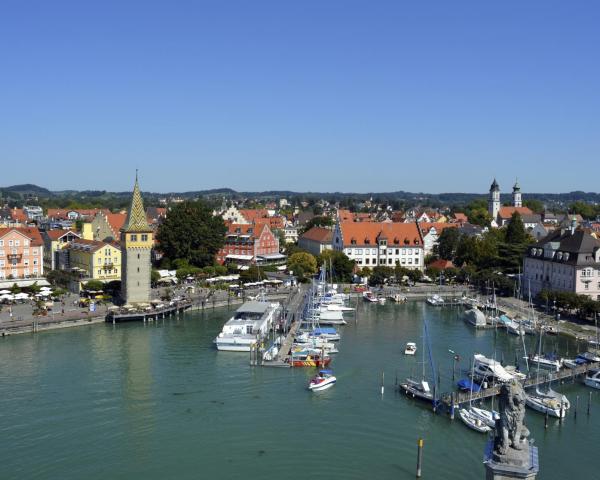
[130,234,137,241]
[141,234,148,242]
[0,240,3,246]
[98,269,101,275]
[8,240,13,247]
[137,253,140,259]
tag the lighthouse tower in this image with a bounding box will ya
[120,173,153,305]
[488,178,501,221]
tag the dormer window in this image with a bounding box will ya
[564,253,570,261]
[404,238,409,245]
[350,238,357,245]
[393,237,399,245]
[365,238,370,244]
[557,252,563,261]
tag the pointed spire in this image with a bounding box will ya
[490,178,500,192]
[123,172,151,232]
[513,178,521,191]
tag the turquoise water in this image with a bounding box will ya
[0,302,597,479]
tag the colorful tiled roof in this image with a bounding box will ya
[122,175,151,233]
[338,221,423,247]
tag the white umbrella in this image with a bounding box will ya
[15,293,30,299]
[0,294,13,300]
[0,290,10,294]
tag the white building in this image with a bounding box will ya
[332,221,424,270]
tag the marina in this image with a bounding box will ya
[0,298,598,480]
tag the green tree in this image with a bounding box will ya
[156,200,226,267]
[436,227,461,260]
[570,201,597,220]
[84,280,104,291]
[300,216,334,233]
[317,250,356,282]
[506,212,527,244]
[523,199,544,214]
[288,252,318,280]
[151,269,161,286]
[239,265,267,283]
[368,266,394,286]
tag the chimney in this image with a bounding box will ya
[570,216,577,235]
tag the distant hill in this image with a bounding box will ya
[1,184,52,196]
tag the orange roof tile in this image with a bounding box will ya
[338,221,423,247]
[300,227,333,243]
[106,213,127,236]
[45,229,79,241]
[498,206,532,219]
[418,222,458,235]
[0,226,44,246]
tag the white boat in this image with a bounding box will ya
[526,393,566,418]
[459,408,491,433]
[464,307,486,328]
[472,354,519,383]
[388,293,407,303]
[296,327,341,342]
[404,342,417,355]
[527,354,562,372]
[378,297,386,305]
[470,406,499,428]
[362,291,379,303]
[562,358,579,369]
[214,301,280,351]
[585,369,600,390]
[308,370,336,391]
[426,294,444,306]
[319,303,354,313]
[506,322,525,336]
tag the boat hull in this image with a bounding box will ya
[289,357,332,368]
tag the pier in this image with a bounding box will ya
[440,361,599,409]
[105,301,192,323]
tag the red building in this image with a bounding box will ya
[216,222,283,265]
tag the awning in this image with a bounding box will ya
[257,253,287,260]
[225,254,254,261]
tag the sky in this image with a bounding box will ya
[1,1,599,194]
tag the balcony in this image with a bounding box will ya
[7,254,22,261]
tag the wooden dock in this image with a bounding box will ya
[440,361,599,408]
[106,301,192,323]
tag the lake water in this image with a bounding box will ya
[0,301,597,479]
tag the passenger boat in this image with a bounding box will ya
[308,370,336,391]
[287,349,332,367]
[404,342,417,355]
[214,301,280,351]
[459,408,491,433]
[584,369,600,390]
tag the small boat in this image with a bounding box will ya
[308,370,337,391]
[543,325,559,335]
[362,291,379,303]
[297,327,341,342]
[506,322,525,336]
[426,294,444,306]
[585,369,600,390]
[287,349,332,367]
[562,358,580,369]
[459,408,491,433]
[464,307,486,328]
[388,293,407,303]
[470,406,499,428]
[577,351,600,363]
[472,354,518,383]
[404,342,417,355]
[457,378,481,393]
[526,393,566,418]
[399,378,435,403]
[527,353,562,372]
[378,297,386,305]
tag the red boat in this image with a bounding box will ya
[286,350,332,367]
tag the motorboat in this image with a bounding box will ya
[214,301,280,351]
[472,354,518,383]
[306,309,347,326]
[459,408,491,433]
[293,340,338,354]
[388,293,407,303]
[426,294,444,306]
[318,303,354,313]
[562,358,581,369]
[363,291,379,303]
[297,327,341,342]
[464,307,486,328]
[404,342,417,355]
[378,297,386,305]
[399,378,435,403]
[308,370,337,391]
[577,351,600,363]
[527,353,562,372]
[584,369,600,389]
[287,349,332,367]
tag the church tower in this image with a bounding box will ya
[121,173,153,305]
[488,178,501,221]
[512,179,522,208]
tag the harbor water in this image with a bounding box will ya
[0,301,597,479]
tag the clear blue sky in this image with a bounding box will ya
[1,1,599,194]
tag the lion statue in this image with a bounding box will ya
[494,379,530,456]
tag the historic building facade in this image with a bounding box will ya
[0,227,44,280]
[120,175,153,304]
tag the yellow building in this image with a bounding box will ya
[42,229,81,271]
[67,238,122,281]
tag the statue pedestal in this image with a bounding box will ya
[484,441,538,480]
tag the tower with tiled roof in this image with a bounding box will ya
[512,179,522,208]
[120,172,153,304]
[488,178,501,221]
